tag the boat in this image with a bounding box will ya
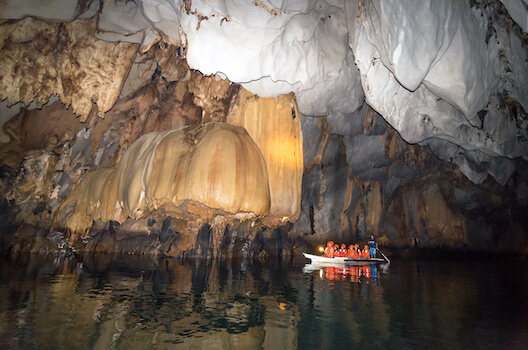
[303,253,387,266]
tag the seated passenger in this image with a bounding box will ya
[355,244,361,257]
[347,245,357,259]
[340,244,347,257]
[324,241,334,257]
[362,245,370,259]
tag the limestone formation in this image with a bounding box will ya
[227,89,303,222]
[59,123,271,235]
[0,0,527,257]
[0,17,137,121]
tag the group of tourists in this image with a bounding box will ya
[324,234,378,259]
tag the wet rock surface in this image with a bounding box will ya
[293,105,528,257]
[0,1,527,259]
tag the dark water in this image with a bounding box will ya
[0,254,527,350]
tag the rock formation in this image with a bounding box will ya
[0,0,527,257]
[58,122,272,233]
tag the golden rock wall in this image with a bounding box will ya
[227,89,303,222]
[60,123,271,234]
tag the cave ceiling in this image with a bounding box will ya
[1,0,527,185]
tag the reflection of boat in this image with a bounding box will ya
[303,253,386,265]
[302,263,381,284]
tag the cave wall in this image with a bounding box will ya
[293,106,527,256]
[0,19,306,256]
[0,1,527,258]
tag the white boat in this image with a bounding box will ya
[303,253,387,265]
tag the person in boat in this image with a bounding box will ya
[335,244,343,257]
[334,244,341,257]
[355,244,361,258]
[324,241,335,258]
[347,245,357,259]
[362,245,370,259]
[340,244,347,257]
[368,234,378,258]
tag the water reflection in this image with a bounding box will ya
[0,254,301,349]
[302,264,388,285]
[0,254,527,349]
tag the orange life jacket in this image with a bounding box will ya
[324,246,334,258]
[334,246,340,256]
[362,248,370,259]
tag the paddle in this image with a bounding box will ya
[376,247,390,264]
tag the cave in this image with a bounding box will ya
[1,0,527,260]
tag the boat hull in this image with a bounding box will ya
[303,253,386,265]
